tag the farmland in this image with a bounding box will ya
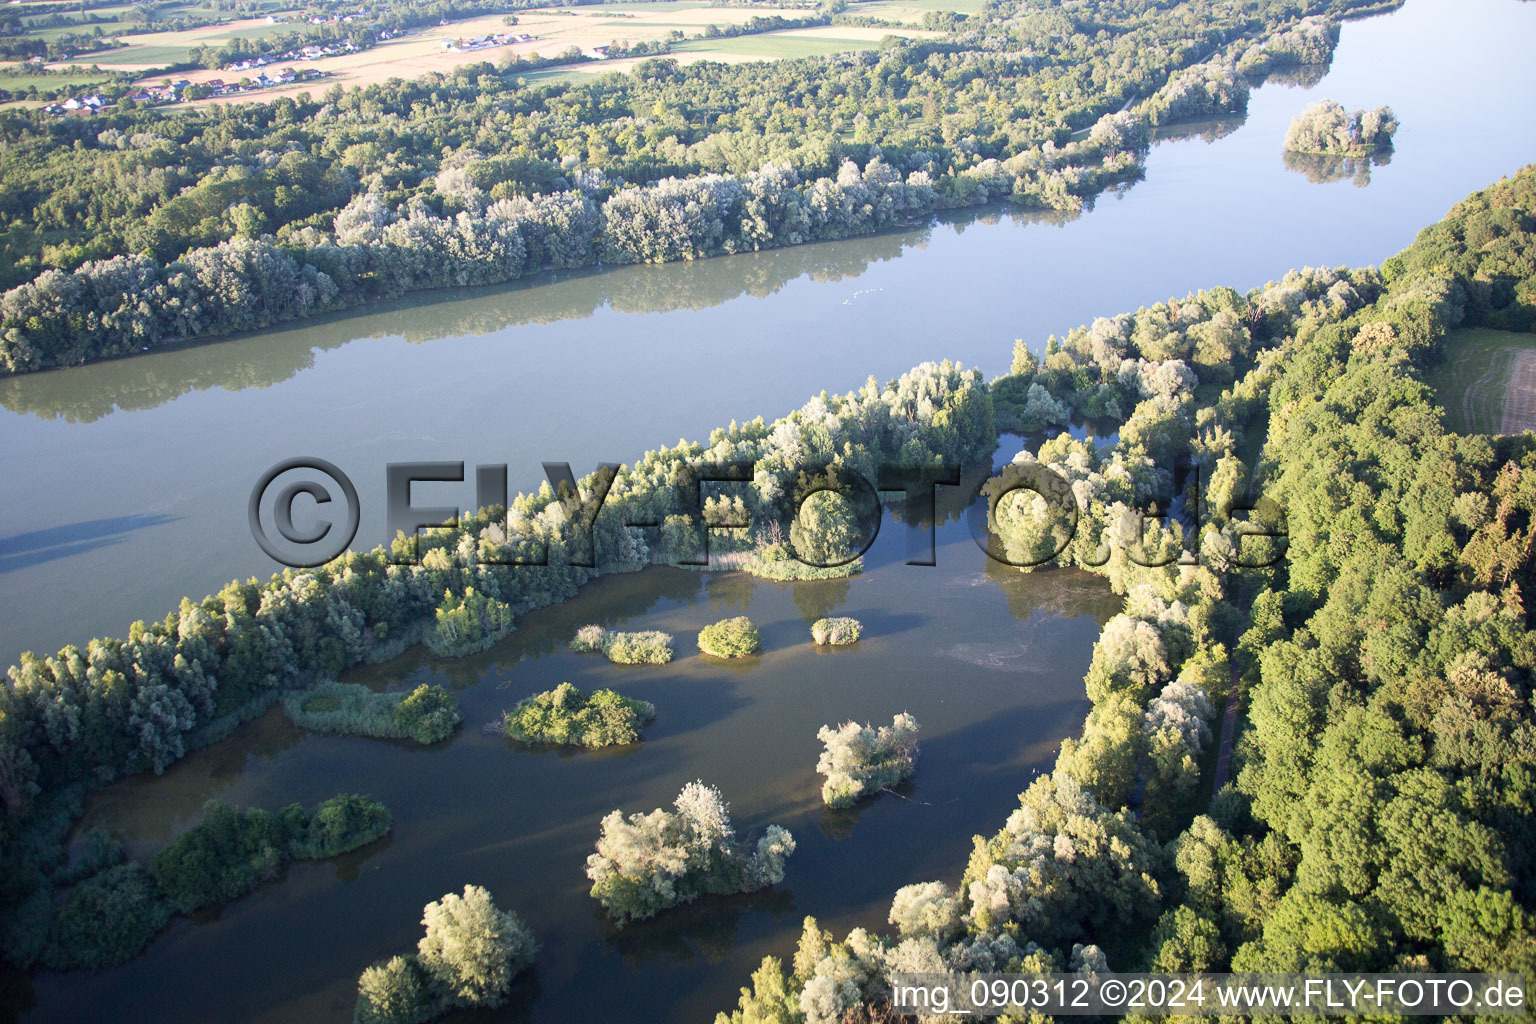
[1,0,960,106]
[111,2,939,104]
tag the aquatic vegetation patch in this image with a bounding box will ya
[355,884,537,1024]
[810,616,862,645]
[501,682,656,748]
[570,626,675,664]
[283,682,462,744]
[816,713,920,807]
[587,781,795,923]
[697,617,762,658]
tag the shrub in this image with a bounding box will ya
[356,955,434,1024]
[417,885,537,1007]
[586,781,795,923]
[354,885,537,1024]
[283,682,462,744]
[810,617,861,646]
[151,795,391,913]
[393,685,462,743]
[790,489,862,567]
[41,863,171,971]
[601,630,674,664]
[293,794,394,860]
[502,682,656,747]
[815,713,921,808]
[569,626,674,664]
[569,624,607,652]
[742,542,862,581]
[961,771,1162,943]
[149,800,297,912]
[53,828,126,886]
[426,587,515,657]
[697,617,762,658]
[888,880,963,942]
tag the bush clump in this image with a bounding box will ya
[292,793,396,861]
[697,617,762,658]
[502,682,656,747]
[53,828,126,886]
[41,863,172,971]
[427,587,515,656]
[283,682,462,744]
[816,713,921,808]
[393,685,463,743]
[151,795,391,913]
[569,624,607,652]
[742,541,862,581]
[354,884,537,1024]
[569,626,674,664]
[586,781,795,923]
[810,617,862,646]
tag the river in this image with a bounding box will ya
[1,0,1534,1019]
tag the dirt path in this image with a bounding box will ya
[1499,347,1536,433]
[1209,667,1241,799]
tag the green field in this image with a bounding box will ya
[1424,327,1536,434]
[0,71,116,91]
[673,33,878,58]
[211,23,298,43]
[22,22,128,42]
[516,65,599,85]
[77,43,195,66]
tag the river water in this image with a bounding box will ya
[1,0,1534,1019]
[3,0,1535,667]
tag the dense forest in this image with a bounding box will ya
[0,0,1401,372]
[715,166,1536,1021]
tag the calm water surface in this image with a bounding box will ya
[1,0,1534,1019]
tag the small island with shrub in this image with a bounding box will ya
[696,616,762,658]
[569,624,674,664]
[355,884,537,1024]
[1283,98,1397,155]
[283,682,462,744]
[501,682,656,748]
[810,617,862,646]
[40,794,392,973]
[586,781,795,923]
[816,713,921,808]
[152,794,393,913]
